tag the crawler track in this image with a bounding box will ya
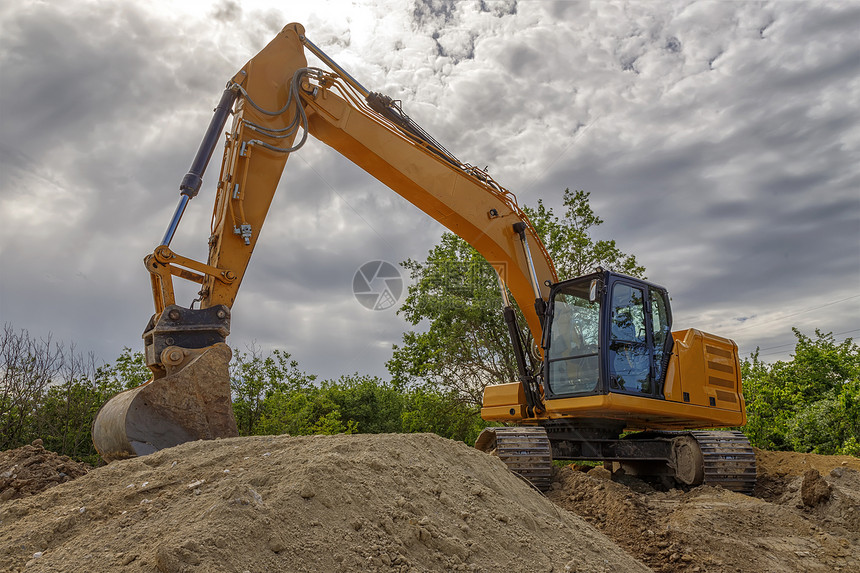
[690,430,757,495]
[475,427,553,491]
[476,427,757,495]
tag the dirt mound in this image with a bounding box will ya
[754,448,860,501]
[5,437,858,573]
[548,450,860,573]
[0,440,89,502]
[0,434,649,573]
[755,448,860,476]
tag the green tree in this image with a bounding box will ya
[742,329,860,456]
[34,347,152,464]
[525,189,644,281]
[0,325,63,450]
[250,366,486,444]
[321,374,405,434]
[31,348,98,463]
[256,389,357,436]
[33,380,104,465]
[400,387,489,444]
[388,188,644,404]
[0,333,150,463]
[255,374,400,437]
[96,347,151,391]
[388,234,518,405]
[230,346,316,436]
[3,326,494,461]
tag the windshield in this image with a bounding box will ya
[546,280,600,396]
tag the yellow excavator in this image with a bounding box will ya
[92,24,755,494]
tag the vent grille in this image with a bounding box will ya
[708,376,735,389]
[705,345,732,358]
[707,360,734,374]
[716,389,738,403]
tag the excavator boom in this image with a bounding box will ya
[93,23,556,460]
[150,23,554,342]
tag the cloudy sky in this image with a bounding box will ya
[2,0,858,382]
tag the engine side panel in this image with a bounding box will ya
[663,328,746,421]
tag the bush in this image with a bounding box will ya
[2,326,494,463]
[742,329,859,456]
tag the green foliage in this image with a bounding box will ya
[96,347,150,391]
[230,347,316,436]
[250,373,398,438]
[3,323,490,464]
[388,188,645,402]
[1,325,63,450]
[321,375,404,434]
[524,189,645,281]
[742,329,860,456]
[227,349,488,443]
[248,365,487,443]
[48,348,151,464]
[0,331,494,467]
[400,387,489,445]
[0,327,154,464]
[31,375,116,466]
[388,233,518,405]
[255,389,356,437]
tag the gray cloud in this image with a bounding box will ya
[212,1,242,23]
[1,1,858,381]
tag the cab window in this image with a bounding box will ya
[608,283,651,394]
[546,282,600,396]
[650,290,672,383]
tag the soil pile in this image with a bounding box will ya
[548,451,860,573]
[4,435,859,573]
[0,434,649,573]
[754,448,860,501]
[0,441,89,502]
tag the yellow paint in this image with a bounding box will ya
[482,328,747,430]
[146,23,556,348]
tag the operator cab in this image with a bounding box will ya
[543,270,674,400]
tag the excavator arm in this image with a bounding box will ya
[93,23,556,460]
[301,58,558,340]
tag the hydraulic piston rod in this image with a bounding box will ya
[161,86,239,247]
[298,35,371,98]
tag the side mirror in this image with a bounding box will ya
[589,279,600,303]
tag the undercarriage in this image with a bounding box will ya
[476,424,756,495]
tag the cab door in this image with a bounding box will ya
[606,280,653,395]
[603,276,674,398]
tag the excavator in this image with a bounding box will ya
[92,23,756,494]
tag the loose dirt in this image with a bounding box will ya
[547,450,860,572]
[0,434,648,573]
[2,435,858,572]
[0,441,89,502]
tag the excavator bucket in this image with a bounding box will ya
[92,343,238,462]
